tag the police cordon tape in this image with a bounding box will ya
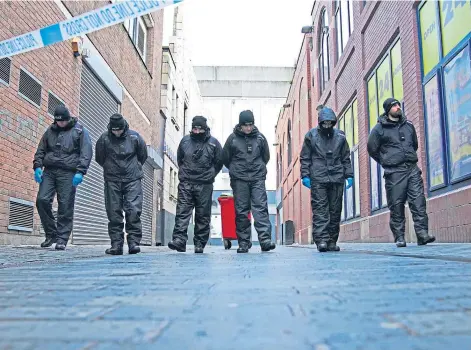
[0,0,183,60]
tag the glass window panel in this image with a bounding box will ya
[341,0,350,51]
[380,166,387,208]
[336,11,342,58]
[391,40,403,102]
[439,0,471,57]
[352,99,359,145]
[424,74,446,188]
[370,159,379,210]
[376,55,392,108]
[419,1,440,75]
[443,46,471,182]
[368,73,378,130]
[345,107,353,147]
[348,0,354,34]
[354,149,360,216]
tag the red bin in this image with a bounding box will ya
[218,194,251,250]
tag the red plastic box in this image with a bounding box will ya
[218,194,251,250]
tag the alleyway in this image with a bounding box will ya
[0,243,470,349]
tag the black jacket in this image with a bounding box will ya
[33,118,92,175]
[223,126,270,181]
[300,127,353,184]
[367,114,418,173]
[95,121,148,182]
[177,130,223,184]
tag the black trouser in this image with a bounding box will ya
[311,182,344,245]
[230,179,271,247]
[36,168,76,244]
[172,182,213,247]
[384,164,429,241]
[105,180,143,247]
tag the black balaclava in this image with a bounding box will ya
[109,113,126,130]
[54,105,71,122]
[191,116,208,141]
[318,107,337,136]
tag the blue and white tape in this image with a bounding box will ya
[0,0,183,60]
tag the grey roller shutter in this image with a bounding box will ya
[141,162,154,246]
[73,64,119,245]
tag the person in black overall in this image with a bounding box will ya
[223,110,276,253]
[300,107,353,252]
[95,114,148,255]
[33,105,92,250]
[168,116,223,253]
[367,98,436,247]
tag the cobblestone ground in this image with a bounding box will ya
[0,242,470,350]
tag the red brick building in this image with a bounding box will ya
[0,1,165,245]
[276,0,471,244]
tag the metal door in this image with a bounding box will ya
[141,162,154,245]
[73,64,119,244]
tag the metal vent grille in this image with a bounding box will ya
[40,208,57,234]
[8,198,34,232]
[19,69,42,107]
[0,58,11,85]
[47,92,64,116]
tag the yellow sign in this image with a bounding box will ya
[391,40,404,102]
[376,55,392,107]
[352,99,358,145]
[420,1,440,75]
[439,0,471,57]
[368,73,378,130]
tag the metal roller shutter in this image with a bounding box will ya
[141,162,154,245]
[73,64,119,245]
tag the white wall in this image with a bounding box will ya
[203,97,284,192]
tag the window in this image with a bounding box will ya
[47,92,65,117]
[0,57,11,85]
[18,69,42,107]
[124,17,148,62]
[318,9,330,94]
[419,1,471,193]
[335,0,354,59]
[287,120,292,166]
[169,167,174,199]
[367,38,403,211]
[339,99,360,221]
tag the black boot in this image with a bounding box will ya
[105,245,123,255]
[128,244,140,255]
[168,239,186,252]
[327,242,340,251]
[317,241,328,252]
[55,241,66,251]
[260,240,276,252]
[194,245,204,254]
[396,236,407,248]
[417,234,436,246]
[40,237,56,248]
[237,243,249,253]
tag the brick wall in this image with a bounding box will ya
[0,1,81,244]
[0,1,165,245]
[275,1,471,244]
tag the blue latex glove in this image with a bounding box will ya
[346,177,353,189]
[34,168,43,184]
[302,177,311,189]
[72,173,83,187]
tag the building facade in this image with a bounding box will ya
[276,0,471,244]
[0,0,165,245]
[159,3,204,245]
[195,66,294,243]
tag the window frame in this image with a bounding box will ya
[366,37,403,213]
[335,0,354,61]
[338,99,360,222]
[318,8,330,95]
[287,119,293,166]
[417,0,471,196]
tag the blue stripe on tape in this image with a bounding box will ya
[40,24,63,46]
